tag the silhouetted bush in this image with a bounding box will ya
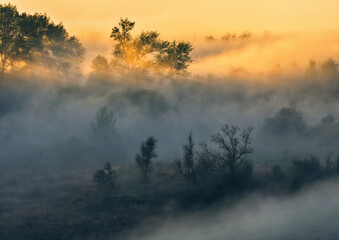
[93,162,117,199]
[289,157,322,191]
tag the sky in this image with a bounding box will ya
[7,0,339,74]
[9,0,339,38]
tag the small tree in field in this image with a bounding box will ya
[93,162,117,199]
[200,124,254,184]
[135,136,157,183]
[175,132,196,183]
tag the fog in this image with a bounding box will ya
[2,4,339,239]
[2,66,339,176]
[125,179,339,240]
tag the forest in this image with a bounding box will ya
[1,3,339,240]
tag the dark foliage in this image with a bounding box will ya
[135,136,157,183]
[0,3,85,78]
[174,132,197,183]
[93,162,117,199]
[199,124,254,188]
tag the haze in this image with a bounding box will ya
[11,0,339,36]
[2,2,339,240]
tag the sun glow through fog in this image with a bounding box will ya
[9,0,339,75]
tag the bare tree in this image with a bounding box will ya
[200,124,254,182]
[174,132,196,183]
[93,162,117,199]
[135,136,157,183]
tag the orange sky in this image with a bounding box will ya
[7,0,339,75]
[9,0,339,38]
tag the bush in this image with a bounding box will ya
[289,157,322,191]
[93,162,117,199]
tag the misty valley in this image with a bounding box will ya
[1,3,339,240]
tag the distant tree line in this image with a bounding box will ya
[260,106,339,147]
[205,31,253,42]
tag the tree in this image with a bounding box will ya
[0,4,21,78]
[306,59,316,76]
[156,41,193,71]
[200,124,254,183]
[109,18,193,72]
[135,136,157,183]
[238,31,252,40]
[17,13,50,62]
[321,58,338,76]
[110,18,163,69]
[93,162,117,199]
[221,33,237,41]
[0,4,85,78]
[42,24,85,78]
[205,36,215,41]
[91,106,117,138]
[91,54,110,73]
[174,132,196,183]
[261,107,307,138]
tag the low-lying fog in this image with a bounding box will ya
[1,69,339,177]
[126,179,339,240]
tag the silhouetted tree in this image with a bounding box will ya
[111,18,165,69]
[221,33,237,41]
[200,124,254,184]
[135,136,157,183]
[306,59,317,76]
[93,162,117,198]
[261,107,307,138]
[17,13,50,61]
[174,132,196,183]
[221,33,231,41]
[289,157,322,191]
[91,54,110,73]
[42,24,85,78]
[110,18,192,72]
[0,4,85,78]
[156,41,193,71]
[321,114,335,125]
[91,106,117,138]
[205,36,214,41]
[238,31,252,40]
[321,58,338,76]
[0,4,20,78]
